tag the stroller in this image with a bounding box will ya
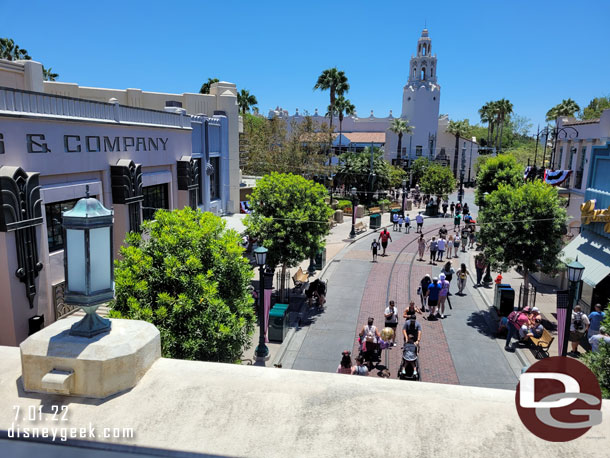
[398,342,420,381]
[359,340,382,370]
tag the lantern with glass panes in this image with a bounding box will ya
[62,186,114,337]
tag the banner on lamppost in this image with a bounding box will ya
[556,290,570,354]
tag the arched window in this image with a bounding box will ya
[422,44,426,56]
[413,68,416,78]
[430,68,434,77]
[421,68,426,80]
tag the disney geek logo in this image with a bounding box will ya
[516,356,603,442]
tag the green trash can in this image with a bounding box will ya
[370,213,381,230]
[268,307,288,342]
[314,249,326,270]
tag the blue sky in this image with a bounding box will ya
[3,0,609,132]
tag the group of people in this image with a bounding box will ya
[391,212,411,233]
[416,223,477,266]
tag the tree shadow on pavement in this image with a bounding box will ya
[466,310,498,339]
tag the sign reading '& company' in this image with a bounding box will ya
[0,133,169,154]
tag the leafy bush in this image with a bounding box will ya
[419,163,456,198]
[110,207,255,363]
[581,309,610,398]
[337,199,352,210]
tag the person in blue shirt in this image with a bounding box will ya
[425,277,443,320]
[588,303,606,339]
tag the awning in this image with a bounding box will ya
[561,232,610,287]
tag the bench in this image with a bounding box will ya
[354,221,367,233]
[529,329,554,359]
[389,204,401,211]
[292,267,309,292]
[369,207,381,215]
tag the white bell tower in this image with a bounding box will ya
[401,28,441,160]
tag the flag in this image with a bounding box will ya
[544,169,572,186]
[524,166,532,181]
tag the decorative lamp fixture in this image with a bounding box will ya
[62,186,114,337]
[402,179,407,188]
[567,258,585,283]
[351,187,357,197]
[254,246,268,267]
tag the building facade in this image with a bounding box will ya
[553,110,610,235]
[269,29,479,181]
[0,60,235,345]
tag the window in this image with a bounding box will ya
[430,68,434,77]
[422,44,426,56]
[415,146,423,156]
[579,146,586,170]
[421,68,426,80]
[412,68,416,78]
[45,198,81,252]
[142,184,169,221]
[558,146,564,168]
[568,147,576,169]
[210,156,220,200]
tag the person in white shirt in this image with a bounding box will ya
[404,214,411,233]
[384,300,399,346]
[392,212,399,231]
[569,305,590,356]
[416,212,424,233]
[436,237,446,261]
[398,216,404,232]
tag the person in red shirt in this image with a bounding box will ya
[378,227,392,256]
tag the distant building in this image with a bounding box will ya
[269,29,480,181]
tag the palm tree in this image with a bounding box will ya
[0,38,31,61]
[388,118,414,163]
[42,66,58,81]
[478,101,495,147]
[446,120,471,177]
[199,78,219,94]
[328,95,355,154]
[495,98,513,153]
[237,89,258,114]
[545,98,581,123]
[313,67,350,136]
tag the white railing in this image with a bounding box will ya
[0,86,190,128]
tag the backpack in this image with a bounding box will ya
[365,325,376,343]
[573,312,584,331]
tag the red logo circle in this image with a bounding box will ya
[515,356,602,442]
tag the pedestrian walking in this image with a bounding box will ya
[426,277,442,320]
[371,239,379,262]
[474,254,486,287]
[378,227,392,256]
[403,299,422,321]
[337,351,355,374]
[447,235,454,258]
[569,305,590,356]
[398,215,404,232]
[402,315,422,350]
[442,201,448,218]
[441,261,455,294]
[455,202,462,216]
[462,203,469,217]
[457,263,471,295]
[418,274,431,311]
[450,201,455,218]
[460,229,468,252]
[428,237,438,265]
[436,237,446,261]
[438,273,450,319]
[453,212,461,232]
[417,234,427,261]
[353,356,369,376]
[416,212,424,233]
[453,233,460,255]
[404,214,411,233]
[384,300,399,346]
[392,212,399,231]
[588,304,606,339]
[468,227,476,249]
[438,224,448,239]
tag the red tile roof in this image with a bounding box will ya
[343,132,386,143]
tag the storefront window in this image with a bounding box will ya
[45,198,81,252]
[210,157,220,200]
[142,184,169,221]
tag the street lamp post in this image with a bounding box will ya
[349,186,358,239]
[401,179,407,214]
[482,192,493,285]
[562,258,585,357]
[254,246,269,359]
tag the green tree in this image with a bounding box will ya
[0,37,58,81]
[110,208,255,362]
[314,67,349,136]
[446,119,471,177]
[388,118,414,162]
[546,98,581,123]
[419,163,456,198]
[244,173,333,293]
[389,165,408,189]
[581,96,610,120]
[475,154,523,206]
[237,89,258,114]
[335,147,391,203]
[478,181,567,307]
[410,157,430,186]
[495,99,513,153]
[581,309,610,398]
[328,95,355,153]
[199,77,219,94]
